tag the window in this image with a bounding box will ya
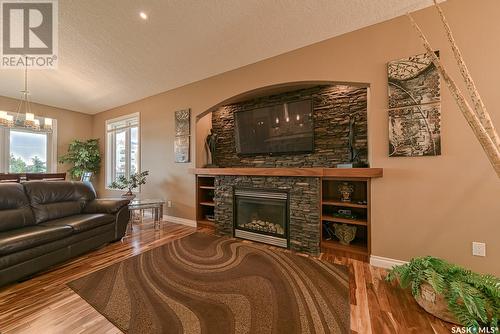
[0,116,57,173]
[106,113,140,188]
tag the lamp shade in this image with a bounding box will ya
[25,113,35,121]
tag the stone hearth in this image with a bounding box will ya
[214,175,321,255]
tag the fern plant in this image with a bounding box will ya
[387,256,499,329]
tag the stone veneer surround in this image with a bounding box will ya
[214,175,321,255]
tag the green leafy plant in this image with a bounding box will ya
[109,171,149,195]
[58,139,101,180]
[386,256,500,329]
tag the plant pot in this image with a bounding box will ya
[414,283,460,325]
[121,191,136,201]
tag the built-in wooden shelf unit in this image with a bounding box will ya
[196,175,215,229]
[321,177,371,261]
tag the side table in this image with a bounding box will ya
[127,199,165,234]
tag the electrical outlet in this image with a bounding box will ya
[472,242,486,257]
[167,200,172,208]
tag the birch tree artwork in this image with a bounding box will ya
[408,1,500,177]
[174,109,191,163]
[389,104,441,157]
[388,52,441,157]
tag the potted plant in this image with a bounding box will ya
[109,171,149,200]
[58,139,101,180]
[386,256,499,329]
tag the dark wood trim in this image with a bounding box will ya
[25,173,67,181]
[0,172,67,182]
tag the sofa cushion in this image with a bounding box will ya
[0,225,73,256]
[41,214,115,233]
[84,199,130,214]
[0,223,115,270]
[0,183,35,232]
[23,181,96,224]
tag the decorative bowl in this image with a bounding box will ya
[333,223,357,245]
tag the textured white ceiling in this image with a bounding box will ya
[0,0,440,114]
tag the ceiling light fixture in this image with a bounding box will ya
[139,11,148,20]
[0,56,53,132]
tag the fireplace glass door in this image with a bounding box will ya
[234,189,288,247]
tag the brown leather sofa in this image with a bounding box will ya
[0,181,130,287]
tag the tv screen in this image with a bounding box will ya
[234,99,314,155]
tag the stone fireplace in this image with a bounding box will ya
[199,83,373,257]
[234,188,289,248]
[214,175,321,255]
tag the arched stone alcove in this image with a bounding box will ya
[195,81,369,168]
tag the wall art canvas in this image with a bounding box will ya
[387,52,441,157]
[388,52,440,108]
[389,104,441,157]
[174,136,190,163]
[175,109,191,136]
[174,108,191,163]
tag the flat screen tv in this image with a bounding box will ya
[234,99,314,155]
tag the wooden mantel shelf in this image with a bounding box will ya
[189,167,383,178]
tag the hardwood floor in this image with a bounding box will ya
[0,220,453,334]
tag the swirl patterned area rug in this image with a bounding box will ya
[68,232,350,333]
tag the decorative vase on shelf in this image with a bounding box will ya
[333,223,357,245]
[338,182,354,202]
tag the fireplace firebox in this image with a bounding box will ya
[233,188,289,248]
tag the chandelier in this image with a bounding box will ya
[0,58,53,132]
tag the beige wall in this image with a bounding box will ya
[0,95,93,173]
[92,0,500,275]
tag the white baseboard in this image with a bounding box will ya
[370,255,408,269]
[162,215,197,227]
